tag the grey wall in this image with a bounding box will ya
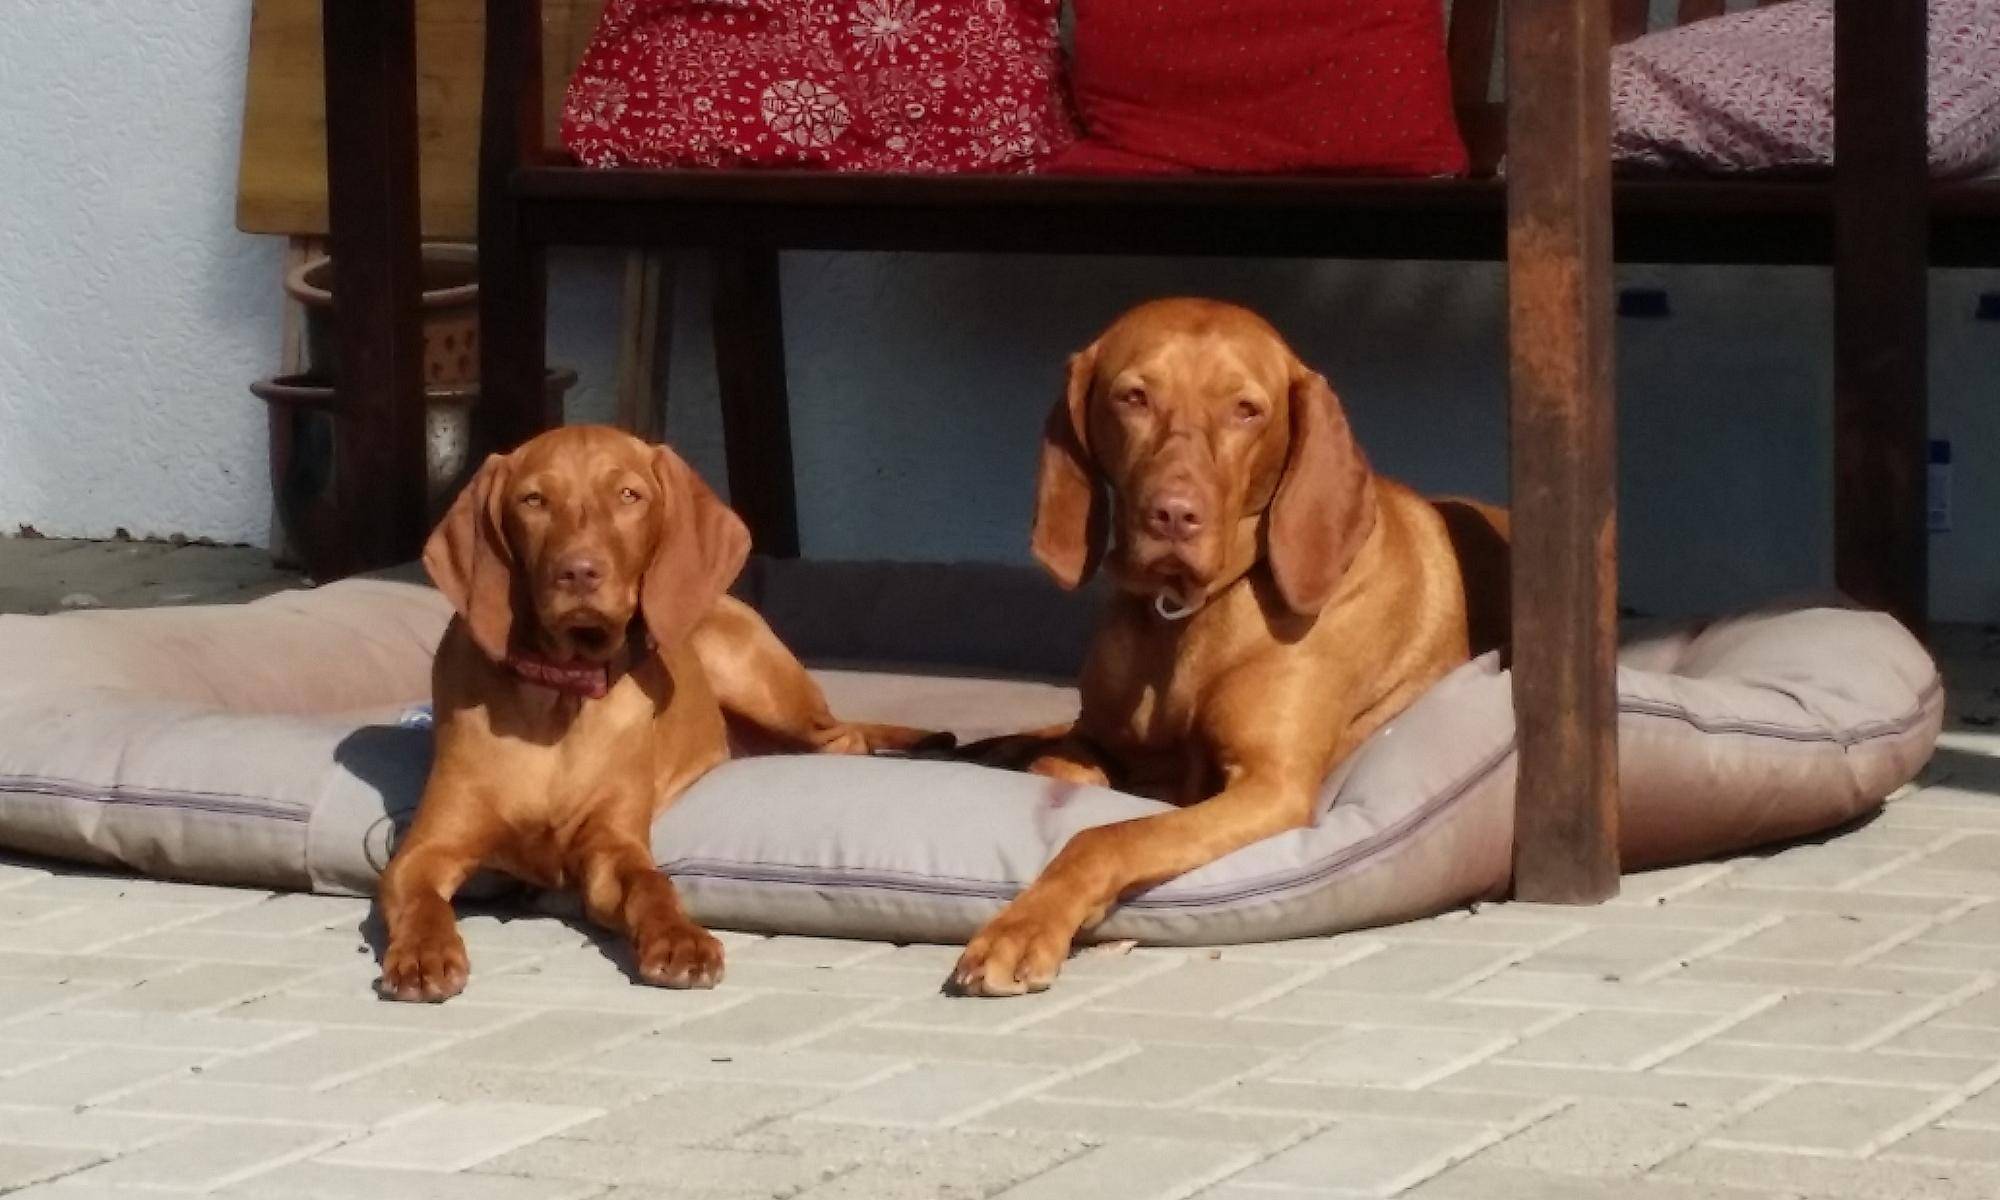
[557,251,2000,622]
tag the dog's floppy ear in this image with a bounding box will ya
[1029,345,1109,589]
[1267,369,1376,616]
[640,445,752,651]
[423,453,519,662]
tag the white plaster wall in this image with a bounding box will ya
[2,4,1996,621]
[0,2,625,548]
[0,0,280,545]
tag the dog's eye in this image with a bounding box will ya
[520,492,546,509]
[1118,388,1148,410]
[1234,400,1265,424]
[619,487,643,505]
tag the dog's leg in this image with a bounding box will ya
[692,596,950,755]
[953,724,1094,775]
[949,764,1316,998]
[377,791,498,1003]
[573,822,724,989]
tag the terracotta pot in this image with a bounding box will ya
[252,368,579,577]
[284,244,482,386]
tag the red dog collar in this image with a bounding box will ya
[504,627,655,699]
[503,653,615,699]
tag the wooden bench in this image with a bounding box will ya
[319,0,1984,902]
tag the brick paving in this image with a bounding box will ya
[0,758,1993,1198]
[1,539,1997,1196]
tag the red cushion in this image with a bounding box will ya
[1048,0,1467,177]
[563,0,1077,174]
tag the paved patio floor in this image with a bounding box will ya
[1,537,1997,1198]
[0,536,301,616]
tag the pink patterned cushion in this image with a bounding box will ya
[1611,0,2000,178]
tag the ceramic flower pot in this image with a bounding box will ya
[284,244,482,386]
[251,369,579,577]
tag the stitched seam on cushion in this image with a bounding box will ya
[663,857,1019,895]
[662,671,1944,910]
[666,862,1018,900]
[1148,671,1944,910]
[1620,673,1944,746]
[1141,670,1944,909]
[662,733,1520,909]
[0,776,312,823]
[1128,734,1521,909]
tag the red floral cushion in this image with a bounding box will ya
[562,0,1077,173]
[1047,0,1467,177]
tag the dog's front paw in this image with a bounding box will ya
[947,907,1075,997]
[1027,753,1111,788]
[635,921,725,990]
[377,930,470,1003]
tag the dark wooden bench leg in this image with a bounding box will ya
[1505,0,1621,904]
[321,0,428,578]
[616,250,674,442]
[1833,0,1929,638]
[711,246,802,557]
[478,0,554,455]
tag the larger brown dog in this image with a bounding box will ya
[950,299,1510,997]
[378,425,936,1003]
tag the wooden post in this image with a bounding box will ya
[712,246,802,557]
[1833,0,1929,637]
[1504,0,1621,903]
[321,0,428,578]
[269,236,324,571]
[615,250,673,442]
[478,0,554,455]
[1609,0,1648,47]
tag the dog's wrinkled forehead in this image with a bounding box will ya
[1092,300,1295,400]
[510,427,655,495]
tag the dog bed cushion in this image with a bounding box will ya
[0,563,1940,945]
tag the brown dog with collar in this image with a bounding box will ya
[377,425,940,1003]
[951,299,1509,996]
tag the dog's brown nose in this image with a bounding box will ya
[1144,491,1204,543]
[553,555,605,596]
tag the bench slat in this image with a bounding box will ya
[509,165,2000,266]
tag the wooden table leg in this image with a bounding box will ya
[1504,0,1621,904]
[1834,0,1929,638]
[712,245,801,558]
[615,250,673,442]
[479,0,554,454]
[321,0,428,577]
